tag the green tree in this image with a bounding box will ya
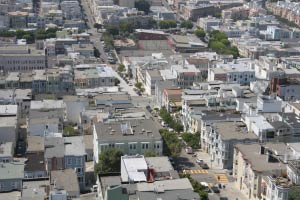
[119,22,134,35]
[159,20,177,29]
[144,150,157,157]
[182,132,200,149]
[160,129,182,157]
[63,125,76,136]
[194,29,206,38]
[95,148,124,174]
[106,26,119,36]
[22,34,35,44]
[117,64,125,72]
[289,186,300,200]
[135,82,143,90]
[15,29,27,39]
[180,20,193,29]
[134,0,150,14]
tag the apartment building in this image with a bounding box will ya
[204,121,257,169]
[93,119,163,163]
[233,143,286,200]
[197,16,222,32]
[0,45,46,73]
[208,58,256,85]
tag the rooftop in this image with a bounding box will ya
[50,169,80,193]
[22,180,49,200]
[212,121,258,140]
[94,119,162,141]
[30,100,65,110]
[25,152,45,172]
[145,157,174,173]
[235,143,286,173]
[64,136,86,156]
[0,162,24,179]
[0,142,13,158]
[0,116,17,127]
[27,136,44,152]
[122,155,148,182]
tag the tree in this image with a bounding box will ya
[160,129,182,157]
[106,26,119,36]
[144,150,157,157]
[194,29,206,38]
[22,34,35,44]
[114,78,120,86]
[159,20,177,29]
[63,125,77,136]
[182,132,200,149]
[119,22,134,35]
[180,20,193,29]
[117,64,125,73]
[94,148,123,174]
[288,186,300,200]
[15,29,27,39]
[134,0,150,14]
[135,82,143,90]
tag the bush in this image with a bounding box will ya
[180,20,193,29]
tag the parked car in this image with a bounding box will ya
[185,147,193,154]
[196,158,204,165]
[91,185,98,192]
[201,163,209,169]
[220,197,228,200]
[211,186,220,193]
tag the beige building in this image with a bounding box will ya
[233,143,286,200]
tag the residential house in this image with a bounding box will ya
[0,142,13,163]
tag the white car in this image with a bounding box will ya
[185,147,193,154]
[91,185,98,192]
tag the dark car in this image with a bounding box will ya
[146,105,152,112]
[220,197,228,200]
[211,186,220,193]
[200,163,209,169]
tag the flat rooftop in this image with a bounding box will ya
[235,143,286,173]
[50,169,80,193]
[0,162,24,179]
[94,119,162,141]
[212,121,258,140]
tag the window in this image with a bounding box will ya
[68,158,72,165]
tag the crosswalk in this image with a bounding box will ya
[215,173,228,183]
[182,169,208,174]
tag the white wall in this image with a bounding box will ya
[65,100,88,124]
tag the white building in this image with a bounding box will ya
[243,115,275,141]
[197,16,222,32]
[145,69,162,96]
[121,155,148,183]
[208,59,256,85]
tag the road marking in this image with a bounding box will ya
[181,169,208,174]
[215,173,228,183]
